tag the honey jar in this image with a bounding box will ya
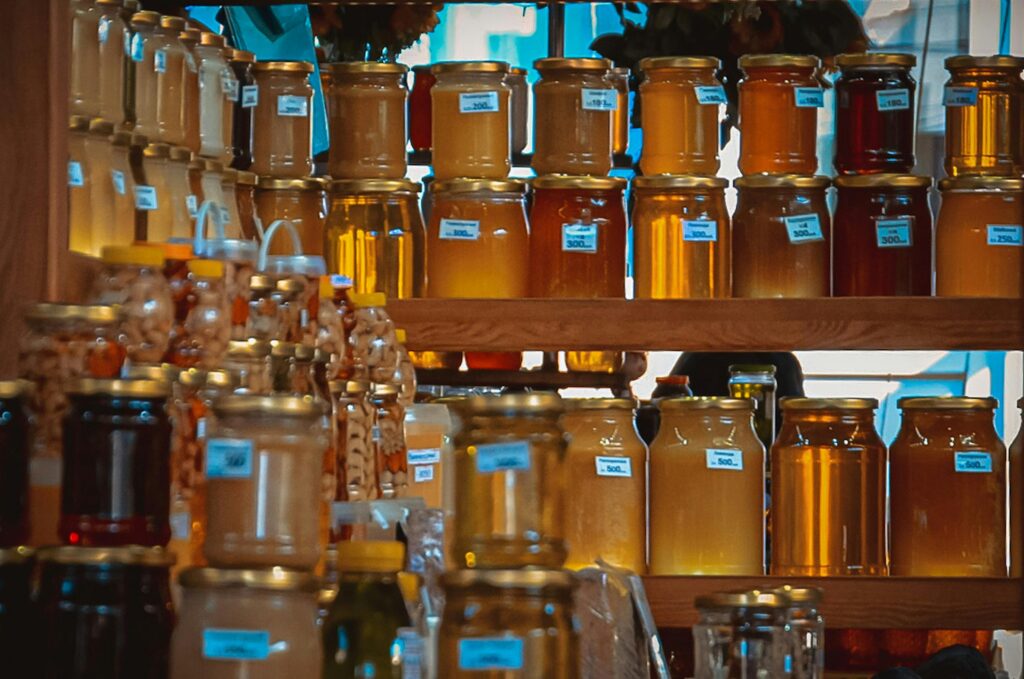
[251,61,315,178]
[430,61,511,180]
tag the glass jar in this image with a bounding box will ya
[609,66,629,155]
[693,591,792,679]
[325,62,408,179]
[649,398,764,575]
[834,52,917,174]
[154,15,188,145]
[738,54,822,175]
[0,382,30,547]
[935,176,1024,297]
[430,61,511,180]
[195,32,235,164]
[97,0,127,124]
[70,0,101,117]
[561,399,646,573]
[143,143,194,242]
[199,159,230,233]
[332,380,377,503]
[633,174,731,299]
[508,66,529,154]
[172,259,232,368]
[890,396,1006,576]
[222,339,273,394]
[200,238,259,339]
[168,367,213,568]
[0,546,34,677]
[532,57,614,176]
[325,179,423,299]
[943,55,1024,176]
[61,378,172,546]
[727,364,777,453]
[772,398,887,576]
[449,393,567,569]
[347,292,400,384]
[108,129,142,246]
[256,177,329,256]
[204,394,328,569]
[409,65,435,152]
[130,11,161,139]
[404,402,450,509]
[833,174,933,296]
[638,56,723,175]
[180,28,202,154]
[1011,398,1023,577]
[236,170,260,240]
[229,49,255,170]
[439,569,578,678]
[172,567,321,679]
[251,60,315,178]
[317,276,355,382]
[781,586,825,679]
[221,168,244,236]
[732,175,832,298]
[68,115,93,255]
[84,119,115,255]
[38,546,175,679]
[372,385,408,499]
[244,274,283,341]
[262,257,327,346]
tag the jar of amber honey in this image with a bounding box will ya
[943,55,1024,177]
[639,56,723,175]
[633,175,731,299]
[834,52,917,174]
[325,62,408,179]
[409,65,434,153]
[732,175,831,298]
[143,143,194,242]
[833,174,933,296]
[738,54,822,175]
[430,61,511,180]
[609,66,630,155]
[561,399,646,573]
[772,398,887,576]
[649,398,764,575]
[251,61,315,178]
[532,58,614,176]
[256,177,328,256]
[935,176,1023,297]
[890,397,1006,576]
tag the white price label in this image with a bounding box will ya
[783,214,824,244]
[196,416,207,440]
[876,88,910,111]
[875,218,913,248]
[242,85,259,108]
[134,185,158,210]
[98,16,111,44]
[439,218,480,241]
[987,225,1023,246]
[561,223,598,253]
[277,94,307,116]
[67,161,84,187]
[581,88,618,111]
[944,86,978,107]
[683,219,718,242]
[794,87,824,108]
[459,91,499,113]
[170,511,191,539]
[695,85,727,105]
[595,456,632,478]
[414,465,435,483]
[475,441,530,473]
[186,194,198,217]
[408,448,441,465]
[954,451,992,473]
[459,638,524,670]
[706,448,744,471]
[130,33,144,62]
[203,629,270,661]
[224,77,240,102]
[206,438,254,479]
[154,49,166,74]
[111,169,126,195]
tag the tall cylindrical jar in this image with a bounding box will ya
[229,49,256,170]
[129,11,161,140]
[97,0,127,125]
[430,61,511,180]
[68,116,93,255]
[255,177,329,256]
[154,15,188,145]
[251,60,315,178]
[70,0,102,117]
[195,32,235,163]
[179,28,202,154]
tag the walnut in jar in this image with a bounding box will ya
[347,292,400,384]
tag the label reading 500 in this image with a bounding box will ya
[954,451,992,473]
[595,456,632,478]
[782,214,824,244]
[706,448,743,471]
[439,218,481,241]
[475,441,530,473]
[207,438,254,479]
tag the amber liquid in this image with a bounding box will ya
[945,67,1023,176]
[738,67,820,175]
[532,72,613,175]
[431,79,510,180]
[640,69,720,175]
[935,189,1024,297]
[327,73,407,179]
[256,188,328,257]
[251,71,313,178]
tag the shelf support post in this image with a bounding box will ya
[547,2,565,58]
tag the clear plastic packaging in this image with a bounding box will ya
[393,329,417,407]
[348,292,401,384]
[259,219,328,347]
[174,259,231,368]
[316,275,355,382]
[331,380,378,503]
[372,384,408,499]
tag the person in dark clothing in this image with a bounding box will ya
[652,352,806,399]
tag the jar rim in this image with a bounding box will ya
[945,54,1024,70]
[0,380,31,399]
[199,238,258,263]
[634,174,728,191]
[130,10,160,27]
[325,61,408,75]
[452,392,565,416]
[734,175,831,189]
[257,176,327,192]
[263,255,327,277]
[835,52,916,68]
[534,57,611,72]
[212,394,327,417]
[159,15,185,31]
[88,118,115,136]
[441,568,575,590]
[38,545,175,567]
[329,178,421,194]
[898,396,998,410]
[251,60,314,74]
[565,398,636,411]
[179,566,319,591]
[780,397,879,411]
[228,49,256,64]
[0,546,34,566]
[431,60,510,75]
[431,178,527,194]
[143,143,172,160]
[938,176,1024,192]
[729,364,777,375]
[198,31,226,48]
[834,174,932,189]
[659,397,754,411]
[739,53,820,70]
[640,56,720,71]
[236,170,258,186]
[68,378,170,399]
[532,175,627,191]
[25,302,121,324]
[696,590,790,610]
[773,585,823,605]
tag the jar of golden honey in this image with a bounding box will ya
[154,15,188,146]
[890,397,1006,576]
[772,398,887,576]
[935,176,1023,297]
[325,179,423,299]
[633,175,730,299]
[68,116,93,255]
[142,143,194,242]
[639,56,723,175]
[532,58,614,176]
[195,32,234,164]
[251,61,314,178]
[561,399,646,573]
[179,28,202,154]
[108,129,142,247]
[738,54,822,175]
[325,62,408,179]
[609,66,630,155]
[649,397,764,575]
[449,393,567,569]
[732,175,832,298]
[256,177,329,256]
[943,55,1024,177]
[130,11,161,140]
[1011,398,1023,577]
[430,61,511,180]
[84,119,116,255]
[97,0,127,125]
[70,0,102,118]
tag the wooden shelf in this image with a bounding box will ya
[389,298,1024,352]
[642,576,1024,630]
[408,151,635,169]
[416,367,633,390]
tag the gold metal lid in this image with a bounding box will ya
[275,278,307,294]
[226,338,272,358]
[252,60,315,74]
[729,364,777,375]
[442,568,575,590]
[257,176,326,191]
[38,545,175,567]
[178,367,207,388]
[509,66,528,76]
[431,61,510,75]
[249,273,275,290]
[0,380,30,399]
[774,585,823,605]
[179,28,201,44]
[372,384,400,397]
[212,394,327,417]
[69,115,91,132]
[159,15,185,32]
[222,168,239,183]
[88,118,115,136]
[431,178,526,194]
[640,56,720,71]
[451,392,564,416]
[734,175,831,189]
[270,340,297,358]
[739,54,820,70]
[780,397,879,411]
[326,61,408,74]
[169,146,192,162]
[293,344,316,362]
[696,589,790,610]
[534,57,611,72]
[179,567,319,592]
[25,302,120,324]
[659,397,754,411]
[344,380,371,394]
[130,11,160,27]
[938,176,1024,192]
[143,143,171,160]
[329,178,420,194]
[898,396,998,410]
[565,398,636,411]
[95,0,125,7]
[532,175,627,191]
[835,52,916,68]
[68,378,170,399]
[0,546,34,566]
[834,174,932,189]
[124,363,180,382]
[946,55,1024,70]
[236,170,258,186]
[228,49,256,64]
[634,174,728,190]
[206,370,236,390]
[199,32,227,48]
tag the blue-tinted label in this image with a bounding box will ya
[944,86,978,107]
[581,88,617,111]
[706,448,744,471]
[562,223,598,253]
[203,628,270,660]
[398,628,423,679]
[408,448,441,465]
[595,456,632,477]
[875,88,910,111]
[954,451,992,473]
[186,194,198,217]
[783,214,824,244]
[67,161,84,187]
[458,637,524,670]
[459,92,499,113]
[413,465,435,483]
[875,218,913,248]
[987,225,1023,246]
[794,87,824,108]
[154,49,166,73]
[207,438,254,479]
[439,218,480,241]
[111,169,126,195]
[475,441,530,473]
[242,85,259,108]
[134,185,158,210]
[330,274,353,287]
[277,94,306,116]
[695,85,727,105]
[130,33,144,62]
[683,219,718,242]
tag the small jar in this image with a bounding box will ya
[142,143,194,242]
[890,397,1006,576]
[834,52,917,174]
[245,274,284,341]
[408,65,435,152]
[325,179,424,299]
[84,119,117,255]
[256,177,329,256]
[833,174,934,296]
[781,586,825,679]
[172,567,321,679]
[199,238,259,340]
[221,339,273,394]
[639,56,723,175]
[943,55,1024,176]
[738,54,822,175]
[221,168,244,236]
[439,569,579,678]
[180,28,203,154]
[727,364,777,452]
[430,61,511,180]
[609,66,630,155]
[38,546,175,679]
[70,0,102,117]
[228,49,256,170]
[332,380,377,503]
[0,382,30,547]
[732,175,832,298]
[97,0,127,124]
[372,384,408,499]
[935,176,1024,297]
[693,591,792,679]
[204,394,328,569]
[325,62,408,179]
[195,32,235,164]
[262,256,327,346]
[532,57,614,176]
[130,11,162,139]
[0,547,34,676]
[633,175,731,299]
[449,393,568,569]
[772,398,887,576]
[236,170,260,240]
[649,398,764,575]
[251,60,315,178]
[68,115,93,255]
[154,15,188,145]
[109,129,142,246]
[508,66,530,154]
[61,378,172,546]
[561,399,646,573]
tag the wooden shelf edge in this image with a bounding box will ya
[416,367,633,389]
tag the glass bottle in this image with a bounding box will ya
[408,65,435,153]
[97,0,127,125]
[256,177,329,256]
[195,32,234,164]
[154,15,188,145]
[609,66,630,155]
[179,28,202,154]
[693,590,792,679]
[221,339,273,394]
[508,66,530,155]
[373,385,409,499]
[70,0,102,117]
[245,273,283,341]
[68,115,93,255]
[0,381,30,547]
[727,364,777,452]
[251,60,315,178]
[228,48,255,170]
[430,61,511,180]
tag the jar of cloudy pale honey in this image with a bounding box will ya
[430,61,511,180]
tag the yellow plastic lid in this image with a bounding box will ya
[319,274,352,299]
[349,292,386,308]
[101,244,165,267]
[395,328,407,343]
[138,240,193,261]
[187,259,225,278]
[337,540,405,573]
